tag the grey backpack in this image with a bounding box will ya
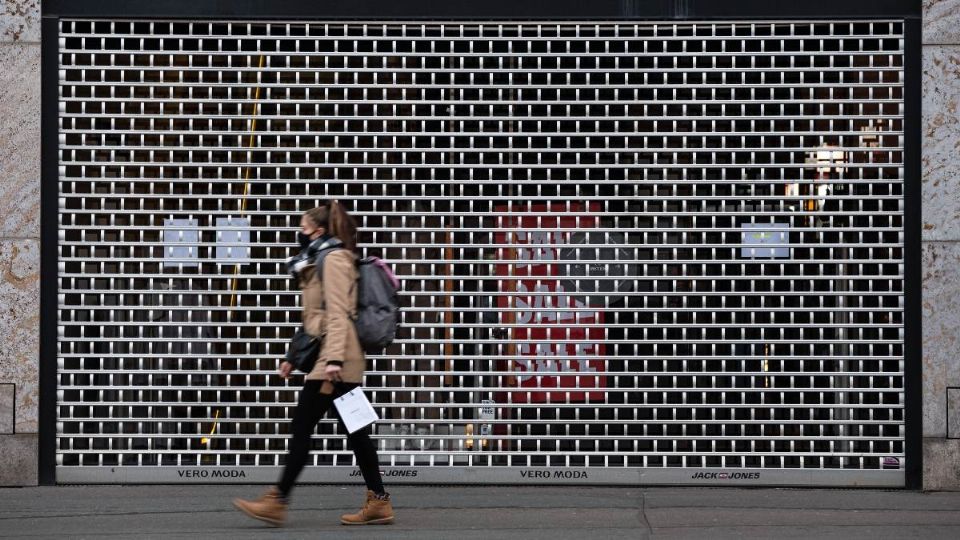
[315,247,401,353]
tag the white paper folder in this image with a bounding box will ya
[334,387,379,434]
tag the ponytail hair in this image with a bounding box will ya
[304,200,357,251]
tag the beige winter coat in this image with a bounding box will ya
[299,249,366,383]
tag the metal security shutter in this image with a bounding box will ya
[56,20,905,486]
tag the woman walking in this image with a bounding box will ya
[233,201,394,527]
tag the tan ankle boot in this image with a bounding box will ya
[340,490,395,525]
[232,487,288,527]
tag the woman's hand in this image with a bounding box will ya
[324,363,343,382]
[279,361,293,380]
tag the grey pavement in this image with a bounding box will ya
[0,485,959,539]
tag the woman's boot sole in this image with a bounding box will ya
[341,516,395,526]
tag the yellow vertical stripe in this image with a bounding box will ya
[227,54,266,320]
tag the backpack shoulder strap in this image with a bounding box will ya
[312,239,357,311]
[311,237,345,280]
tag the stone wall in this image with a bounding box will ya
[0,0,39,486]
[923,0,960,490]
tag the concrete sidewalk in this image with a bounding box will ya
[0,485,959,539]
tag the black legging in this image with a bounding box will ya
[277,380,385,499]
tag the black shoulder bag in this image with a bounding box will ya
[286,328,320,373]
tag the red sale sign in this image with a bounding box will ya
[495,203,606,403]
